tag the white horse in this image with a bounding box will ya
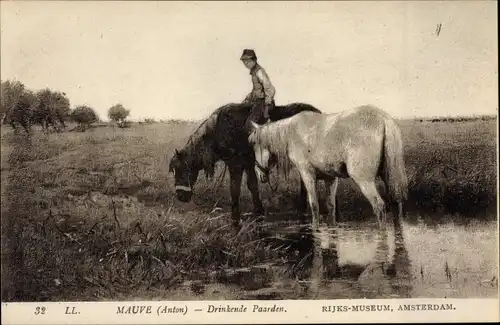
[248,105,408,230]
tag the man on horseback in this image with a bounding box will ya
[240,49,276,129]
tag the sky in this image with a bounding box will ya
[1,1,498,121]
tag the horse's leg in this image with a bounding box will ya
[378,178,392,214]
[245,164,265,219]
[296,167,322,297]
[389,199,404,224]
[380,173,405,221]
[326,177,339,226]
[228,162,244,228]
[354,179,386,229]
[297,179,308,218]
[296,166,320,230]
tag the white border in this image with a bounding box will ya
[2,298,499,324]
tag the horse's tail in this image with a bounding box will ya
[382,117,408,205]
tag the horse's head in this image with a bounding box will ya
[168,148,200,202]
[248,121,277,183]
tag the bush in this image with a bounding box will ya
[70,106,99,131]
[108,104,130,128]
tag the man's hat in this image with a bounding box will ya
[240,49,257,60]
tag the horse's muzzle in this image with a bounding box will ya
[259,173,269,183]
[175,186,193,202]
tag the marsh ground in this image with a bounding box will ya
[1,117,497,301]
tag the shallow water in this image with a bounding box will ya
[169,213,498,300]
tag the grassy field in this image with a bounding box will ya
[1,117,498,301]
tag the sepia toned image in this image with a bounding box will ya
[1,1,498,323]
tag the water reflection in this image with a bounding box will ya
[389,214,413,297]
[180,214,496,300]
[356,225,393,297]
[263,215,414,299]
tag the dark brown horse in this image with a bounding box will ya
[168,102,322,227]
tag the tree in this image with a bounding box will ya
[10,89,36,134]
[70,105,98,131]
[0,80,38,133]
[32,88,71,132]
[51,91,71,126]
[107,104,130,128]
[1,80,73,134]
[1,80,26,124]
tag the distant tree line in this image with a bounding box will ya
[1,79,134,134]
[415,116,497,123]
[1,80,73,133]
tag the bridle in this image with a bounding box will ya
[254,159,271,176]
[173,159,193,192]
[254,148,278,192]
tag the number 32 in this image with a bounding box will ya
[34,307,46,315]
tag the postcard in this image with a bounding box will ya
[1,1,498,324]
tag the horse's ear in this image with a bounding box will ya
[250,121,260,130]
[168,155,175,173]
[175,149,185,159]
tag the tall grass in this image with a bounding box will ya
[1,118,497,301]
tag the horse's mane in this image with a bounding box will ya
[251,117,298,178]
[185,111,218,147]
[180,106,225,179]
[184,103,242,145]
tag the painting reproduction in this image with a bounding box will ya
[1,1,498,324]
